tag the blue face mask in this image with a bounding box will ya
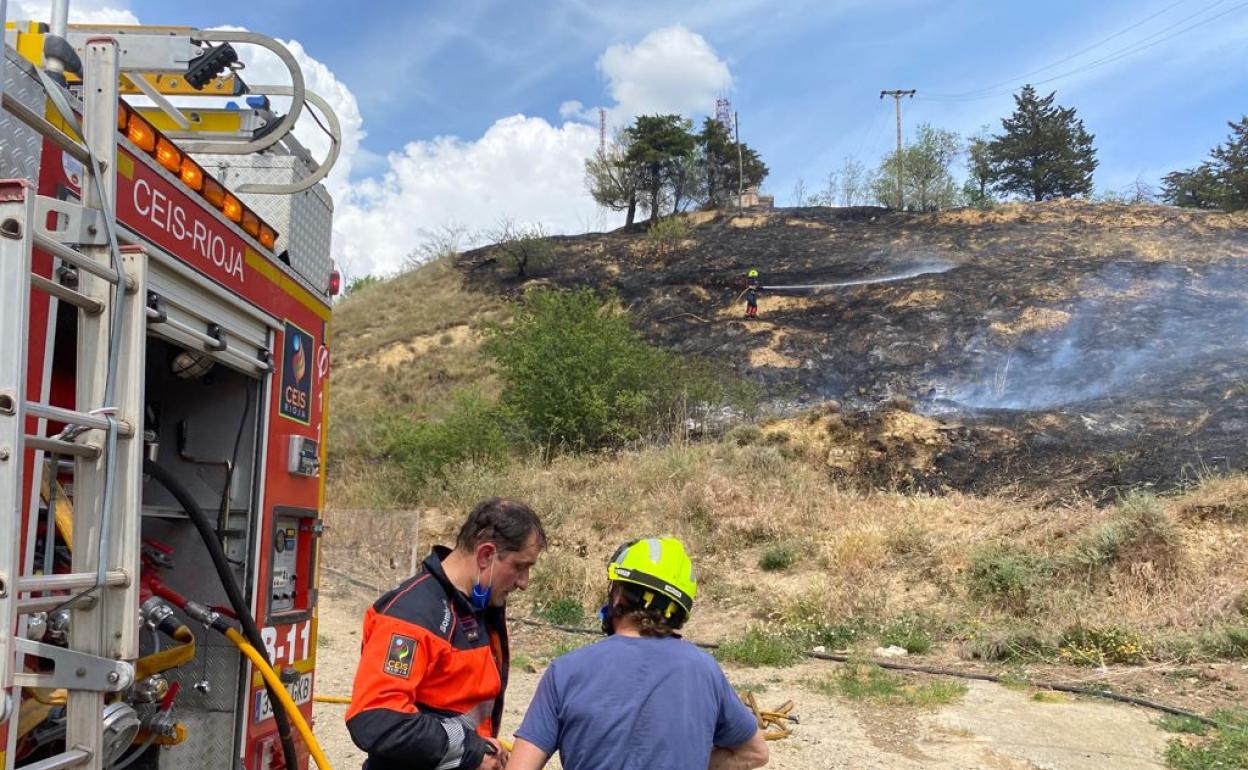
[470,554,495,611]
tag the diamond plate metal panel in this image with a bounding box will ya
[1,46,47,184]
[165,632,244,713]
[194,152,334,296]
[159,712,240,770]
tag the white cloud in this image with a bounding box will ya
[597,25,733,127]
[333,24,735,277]
[204,28,365,203]
[10,0,138,24]
[334,116,603,277]
[6,10,734,281]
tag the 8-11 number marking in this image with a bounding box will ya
[260,621,311,667]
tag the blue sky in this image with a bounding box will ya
[13,0,1248,273]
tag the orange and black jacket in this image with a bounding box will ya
[346,547,509,770]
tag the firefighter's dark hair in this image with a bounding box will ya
[603,583,683,638]
[455,497,546,554]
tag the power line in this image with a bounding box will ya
[926,0,1196,99]
[921,0,1246,102]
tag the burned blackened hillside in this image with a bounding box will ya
[461,201,1248,499]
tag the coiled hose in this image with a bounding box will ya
[143,461,301,770]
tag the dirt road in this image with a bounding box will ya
[312,573,1173,770]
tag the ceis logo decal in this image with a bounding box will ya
[383,634,417,678]
[280,320,314,424]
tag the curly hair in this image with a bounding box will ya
[603,583,686,638]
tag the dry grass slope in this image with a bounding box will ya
[324,435,1248,659]
[328,258,509,502]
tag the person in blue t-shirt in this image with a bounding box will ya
[508,537,768,770]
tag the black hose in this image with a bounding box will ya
[144,460,300,770]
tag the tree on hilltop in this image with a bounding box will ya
[1162,116,1248,211]
[987,85,1097,201]
[625,115,697,225]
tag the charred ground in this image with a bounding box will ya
[461,200,1248,500]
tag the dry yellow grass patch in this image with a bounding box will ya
[354,324,475,369]
[764,295,818,312]
[325,427,1248,645]
[686,210,719,227]
[729,215,770,228]
[785,218,829,229]
[749,347,801,368]
[989,307,1072,338]
[889,289,948,308]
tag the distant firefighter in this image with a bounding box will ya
[744,268,761,318]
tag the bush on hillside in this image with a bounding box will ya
[485,288,747,449]
[1062,492,1183,582]
[966,544,1052,614]
[380,389,509,487]
[646,217,690,255]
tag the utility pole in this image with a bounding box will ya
[880,89,915,210]
[735,111,744,211]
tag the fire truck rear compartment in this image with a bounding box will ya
[138,336,261,770]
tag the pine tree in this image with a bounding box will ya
[1161,117,1248,211]
[696,117,768,208]
[987,85,1097,201]
[624,115,697,224]
[1209,116,1248,210]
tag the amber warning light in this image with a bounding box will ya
[117,102,281,254]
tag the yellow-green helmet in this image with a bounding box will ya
[748,269,759,278]
[606,537,697,621]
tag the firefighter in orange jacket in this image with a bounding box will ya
[346,498,546,770]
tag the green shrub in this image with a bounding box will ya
[1164,707,1248,770]
[821,663,966,707]
[529,551,589,618]
[966,545,1053,614]
[885,525,933,558]
[380,389,509,486]
[715,629,804,667]
[879,615,934,654]
[726,424,763,446]
[773,596,868,650]
[961,623,1055,662]
[344,274,383,295]
[1057,626,1149,665]
[1199,626,1248,659]
[536,598,585,626]
[759,543,798,572]
[544,637,592,661]
[485,289,745,449]
[1063,492,1182,579]
[646,217,690,254]
[1157,714,1211,736]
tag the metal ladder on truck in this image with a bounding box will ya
[0,37,148,770]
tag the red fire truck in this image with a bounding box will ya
[2,8,339,770]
